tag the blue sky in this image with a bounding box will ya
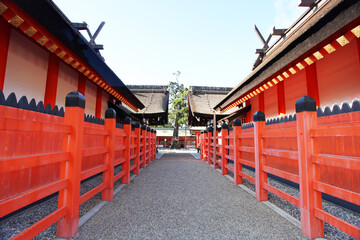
[53,0,304,88]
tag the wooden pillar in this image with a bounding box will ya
[44,54,60,108]
[0,18,11,90]
[123,116,131,184]
[254,111,268,201]
[77,74,86,96]
[221,123,228,175]
[296,96,323,238]
[95,87,102,118]
[233,119,242,185]
[277,81,286,115]
[57,92,85,238]
[259,91,265,112]
[305,62,320,107]
[102,108,116,201]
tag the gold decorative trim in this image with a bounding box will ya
[289,67,296,74]
[37,36,49,46]
[78,66,85,72]
[351,25,360,38]
[324,44,335,54]
[24,26,37,37]
[313,51,323,60]
[65,57,73,64]
[72,62,80,68]
[296,62,304,70]
[48,44,58,53]
[9,15,24,28]
[0,2,8,15]
[282,72,289,78]
[336,35,349,46]
[83,70,90,76]
[304,57,314,65]
[57,51,66,58]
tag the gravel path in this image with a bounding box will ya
[74,153,307,240]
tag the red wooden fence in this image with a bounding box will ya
[200,96,360,239]
[0,91,156,239]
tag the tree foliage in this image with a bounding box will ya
[168,80,189,148]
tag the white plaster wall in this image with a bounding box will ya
[101,92,110,118]
[56,61,78,108]
[3,30,48,102]
[85,81,97,116]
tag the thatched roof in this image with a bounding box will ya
[127,85,169,125]
[214,0,360,110]
[188,86,238,126]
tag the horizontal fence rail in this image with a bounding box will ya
[0,90,157,239]
[200,96,360,239]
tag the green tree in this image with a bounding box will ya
[168,73,189,148]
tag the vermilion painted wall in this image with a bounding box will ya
[101,92,110,118]
[56,61,78,108]
[264,85,278,118]
[317,40,360,108]
[249,94,259,121]
[3,30,48,102]
[85,80,97,116]
[284,69,307,114]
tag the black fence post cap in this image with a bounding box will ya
[105,108,116,119]
[207,126,213,132]
[124,116,132,124]
[147,126,151,132]
[134,121,140,128]
[296,96,316,113]
[65,91,85,109]
[221,122,228,129]
[233,118,241,126]
[141,124,147,130]
[254,111,265,122]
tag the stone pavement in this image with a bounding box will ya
[74,152,307,240]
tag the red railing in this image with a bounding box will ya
[0,91,156,239]
[200,96,360,239]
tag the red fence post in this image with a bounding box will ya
[146,126,151,164]
[296,96,324,238]
[154,129,157,159]
[151,129,155,161]
[214,129,219,169]
[134,122,141,174]
[208,127,213,165]
[102,108,116,201]
[123,116,131,184]
[141,125,146,168]
[221,123,228,175]
[57,92,85,238]
[254,111,268,201]
[233,119,242,185]
[200,131,204,160]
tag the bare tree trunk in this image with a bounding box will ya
[172,112,180,149]
[172,121,180,149]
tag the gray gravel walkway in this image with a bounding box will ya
[74,153,307,240]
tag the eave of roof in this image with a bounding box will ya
[214,0,360,111]
[8,0,144,110]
